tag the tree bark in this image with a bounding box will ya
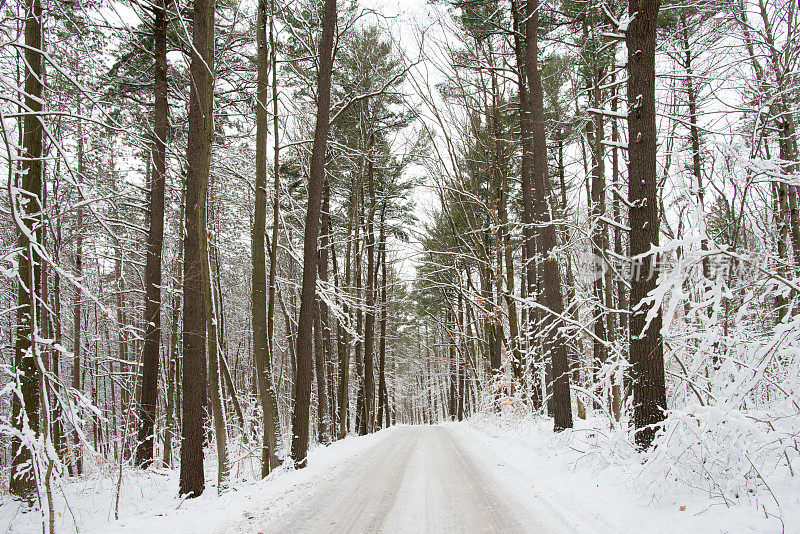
[338,169,357,439]
[253,0,282,477]
[611,77,625,422]
[354,189,366,435]
[511,0,542,409]
[587,74,609,389]
[290,0,337,468]
[203,188,228,487]
[137,0,169,468]
[524,0,573,430]
[163,187,184,468]
[315,177,333,443]
[376,203,389,428]
[363,142,377,433]
[10,0,43,502]
[626,0,666,450]
[72,114,85,475]
[179,0,214,498]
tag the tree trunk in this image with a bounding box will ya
[179,0,214,498]
[354,192,366,434]
[322,179,337,433]
[611,78,625,422]
[524,0,573,430]
[338,170,357,439]
[10,0,43,502]
[587,75,609,395]
[511,0,542,410]
[253,0,282,477]
[315,177,333,443]
[290,0,337,468]
[363,142,377,433]
[53,219,65,459]
[376,203,389,428]
[72,115,85,475]
[203,190,228,487]
[163,187,184,468]
[137,0,169,468]
[626,0,666,450]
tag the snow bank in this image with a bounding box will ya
[0,428,397,534]
[457,412,799,533]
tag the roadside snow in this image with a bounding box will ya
[0,428,397,534]
[452,414,798,533]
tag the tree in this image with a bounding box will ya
[253,0,282,476]
[290,0,337,469]
[523,0,573,431]
[137,0,170,468]
[626,0,666,450]
[511,0,541,408]
[179,0,215,497]
[9,0,44,503]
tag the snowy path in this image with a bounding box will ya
[44,420,776,534]
[258,425,577,533]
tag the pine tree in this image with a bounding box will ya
[179,0,215,497]
[626,0,666,450]
[290,0,337,468]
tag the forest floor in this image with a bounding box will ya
[1,417,795,533]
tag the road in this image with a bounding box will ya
[262,425,556,533]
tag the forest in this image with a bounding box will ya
[1,0,799,532]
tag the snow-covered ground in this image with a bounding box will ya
[2,417,796,532]
[454,415,798,533]
[0,430,392,534]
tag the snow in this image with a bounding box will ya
[455,414,800,533]
[0,429,396,534]
[3,417,797,533]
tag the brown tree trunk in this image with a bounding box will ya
[587,77,609,391]
[137,0,169,468]
[355,176,366,435]
[524,0,573,430]
[376,203,389,428]
[179,0,214,498]
[72,115,85,475]
[203,187,228,487]
[163,187,184,468]
[253,0,281,477]
[611,78,625,422]
[627,0,666,450]
[511,0,542,410]
[338,170,357,438]
[363,143,377,432]
[315,177,333,443]
[10,0,43,502]
[290,0,337,468]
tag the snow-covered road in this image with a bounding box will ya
[58,420,785,534]
[260,425,570,533]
